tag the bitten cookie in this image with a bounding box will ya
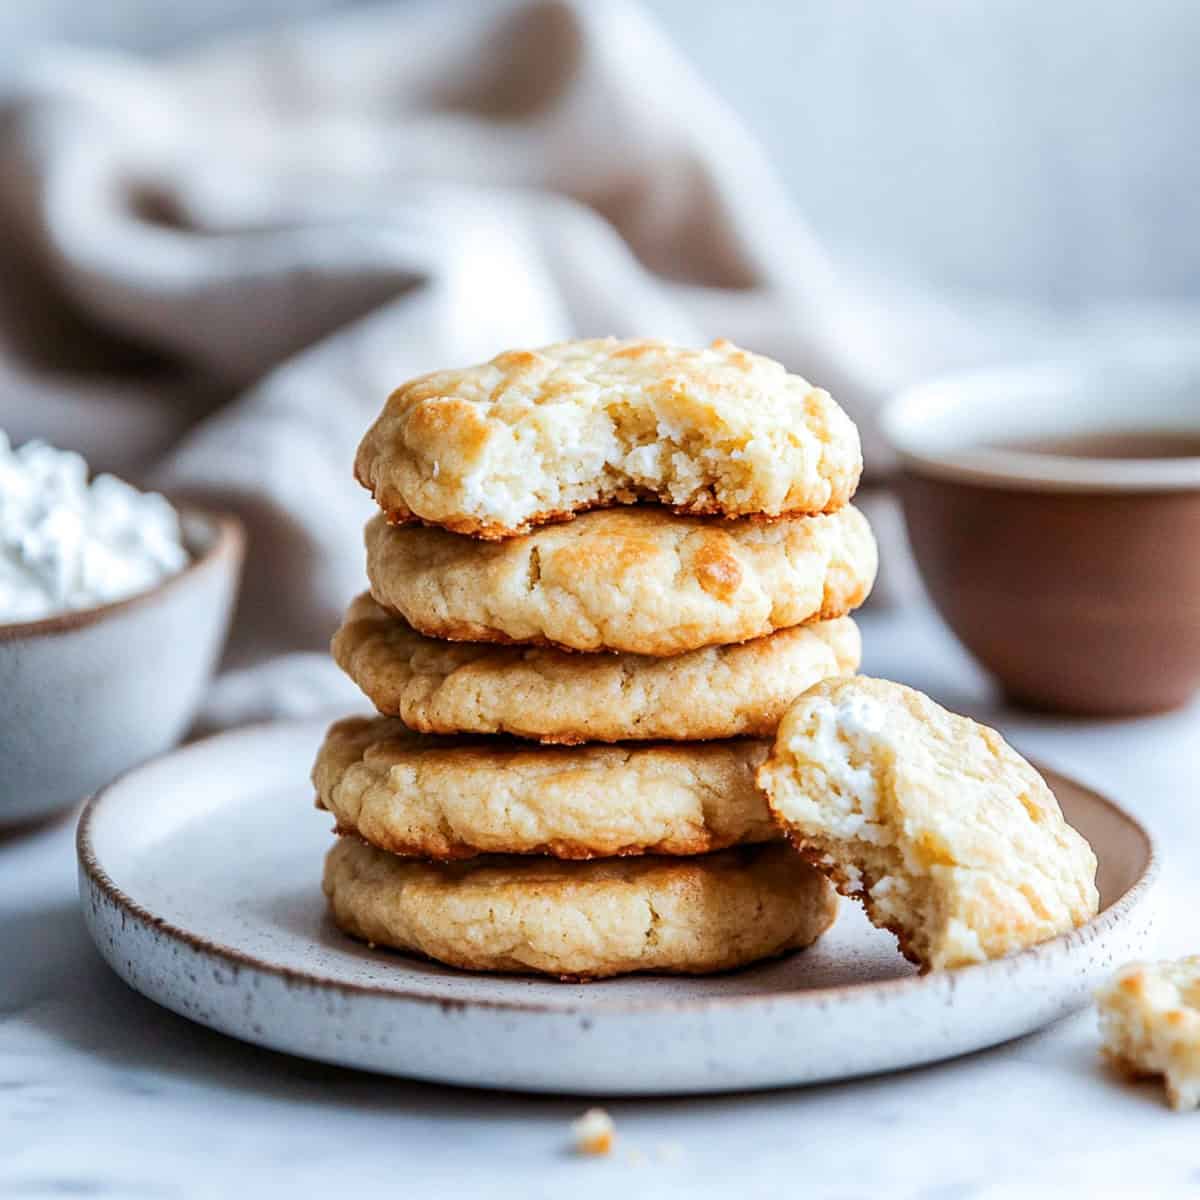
[363,503,876,656]
[355,338,862,537]
[313,716,777,859]
[333,595,860,744]
[757,675,1099,971]
[322,837,838,979]
[1097,958,1200,1111]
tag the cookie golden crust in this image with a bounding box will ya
[313,715,777,859]
[363,503,876,656]
[354,338,862,538]
[322,838,838,979]
[757,675,1099,972]
[333,595,860,744]
[1097,958,1200,1111]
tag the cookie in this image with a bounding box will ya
[363,503,876,656]
[756,675,1099,971]
[333,594,860,744]
[354,338,862,538]
[1097,958,1200,1111]
[313,715,777,859]
[322,837,837,979]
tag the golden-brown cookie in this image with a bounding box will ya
[1097,958,1200,1111]
[313,716,776,859]
[354,338,862,537]
[757,675,1099,971]
[363,503,876,656]
[333,594,860,744]
[322,837,838,979]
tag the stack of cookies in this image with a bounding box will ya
[313,338,878,980]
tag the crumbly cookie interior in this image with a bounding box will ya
[759,680,1100,971]
[762,693,953,967]
[356,339,862,535]
[406,389,849,529]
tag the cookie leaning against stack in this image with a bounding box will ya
[315,336,877,980]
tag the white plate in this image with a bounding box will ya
[77,718,1158,1096]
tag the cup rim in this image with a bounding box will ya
[882,348,1200,492]
[0,502,244,642]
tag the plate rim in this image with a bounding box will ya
[76,716,1161,1017]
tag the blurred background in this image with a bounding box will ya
[7,0,1198,306]
[2,0,1196,716]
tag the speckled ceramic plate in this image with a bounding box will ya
[77,718,1157,1096]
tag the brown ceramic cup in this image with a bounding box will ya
[882,355,1200,716]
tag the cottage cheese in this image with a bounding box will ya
[0,433,188,623]
[788,692,891,823]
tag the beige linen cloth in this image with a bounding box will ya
[0,0,1074,725]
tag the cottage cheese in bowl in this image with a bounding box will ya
[0,433,188,624]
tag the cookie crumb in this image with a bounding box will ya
[1097,957,1200,1111]
[571,1107,615,1156]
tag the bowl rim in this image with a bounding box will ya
[882,354,1200,493]
[0,501,244,643]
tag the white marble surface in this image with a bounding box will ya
[2,602,1198,1200]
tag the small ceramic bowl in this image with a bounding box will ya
[0,506,243,828]
[882,347,1200,715]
